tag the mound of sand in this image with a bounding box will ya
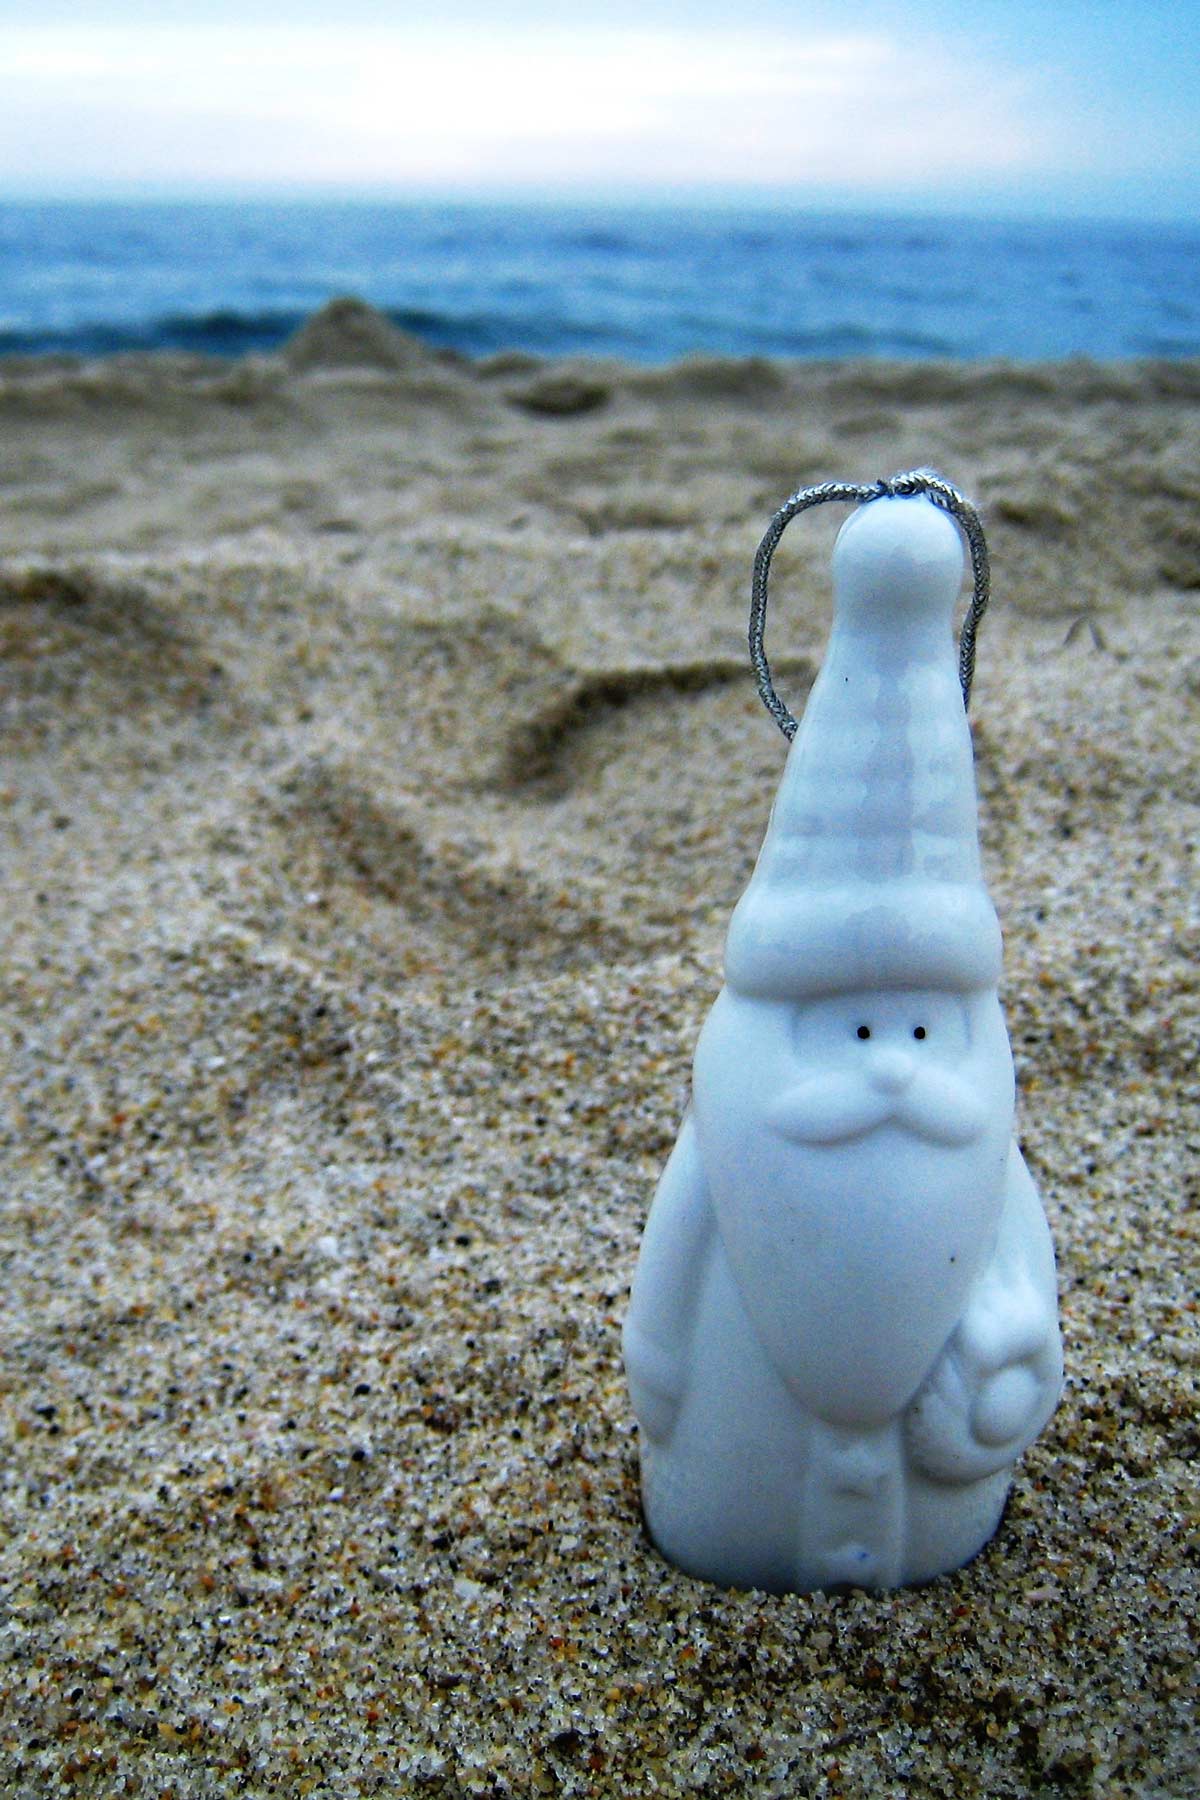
[283,296,438,373]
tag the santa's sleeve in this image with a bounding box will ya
[622,1110,715,1444]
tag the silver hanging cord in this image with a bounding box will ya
[749,469,991,740]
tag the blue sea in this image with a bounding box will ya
[0,198,1196,365]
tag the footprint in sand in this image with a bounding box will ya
[0,564,245,754]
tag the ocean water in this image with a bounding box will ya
[0,198,1196,365]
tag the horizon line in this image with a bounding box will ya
[0,183,1196,231]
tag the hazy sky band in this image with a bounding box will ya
[1,3,1196,220]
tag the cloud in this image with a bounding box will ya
[0,21,1088,193]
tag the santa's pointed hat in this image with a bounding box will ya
[724,493,1002,999]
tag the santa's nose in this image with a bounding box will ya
[868,1047,915,1094]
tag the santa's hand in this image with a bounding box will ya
[905,1283,1062,1484]
[623,1320,686,1446]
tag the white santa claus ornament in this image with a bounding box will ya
[624,473,1063,1593]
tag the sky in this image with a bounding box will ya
[1,2,1197,220]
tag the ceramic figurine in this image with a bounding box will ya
[623,485,1063,1593]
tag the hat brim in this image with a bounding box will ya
[724,881,1003,999]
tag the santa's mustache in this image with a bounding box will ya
[767,1060,987,1148]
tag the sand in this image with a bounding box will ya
[0,303,1196,1797]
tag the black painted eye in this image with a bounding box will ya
[913,1026,927,1040]
[856,1025,871,1041]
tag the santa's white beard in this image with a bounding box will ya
[698,1113,1011,1425]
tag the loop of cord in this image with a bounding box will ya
[749,469,992,741]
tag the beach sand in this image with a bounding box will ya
[0,304,1196,1797]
